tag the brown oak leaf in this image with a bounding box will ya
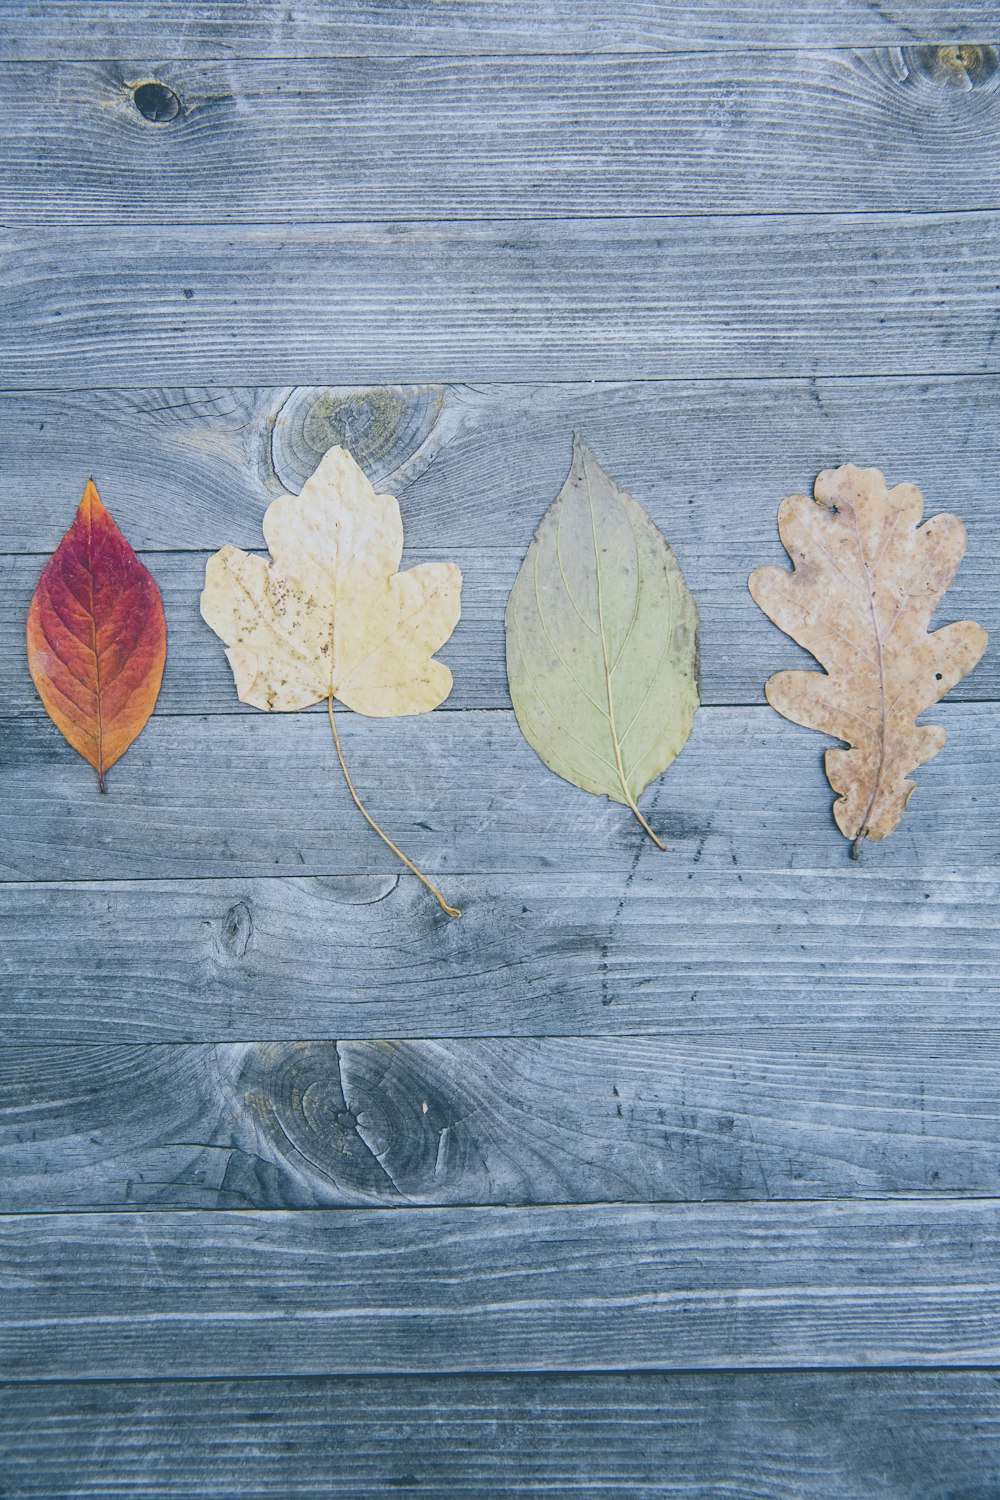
[749,464,987,853]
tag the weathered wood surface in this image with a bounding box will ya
[4,382,996,710]
[5,214,1000,386]
[4,547,995,716]
[1,866,996,1042]
[3,1199,1000,1378]
[5,50,1000,222]
[3,1371,1000,1500]
[1,705,994,880]
[3,0,1000,1489]
[4,3,993,59]
[5,379,1000,556]
[2,381,995,701]
[1,548,525,716]
[4,1036,1000,1210]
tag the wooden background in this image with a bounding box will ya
[2,3,1000,1496]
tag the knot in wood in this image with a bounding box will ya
[219,900,252,959]
[270,386,445,494]
[132,81,181,123]
[910,43,997,88]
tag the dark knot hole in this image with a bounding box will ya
[133,81,181,123]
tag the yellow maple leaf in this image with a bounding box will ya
[201,445,462,914]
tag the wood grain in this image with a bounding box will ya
[3,1036,1000,1210]
[3,379,999,553]
[1,704,994,881]
[3,1198,1000,1378]
[0,865,994,1043]
[2,2,992,58]
[4,51,1000,222]
[3,1370,1000,1498]
[4,214,999,386]
[4,382,994,708]
[3,0,1000,1470]
[5,552,994,717]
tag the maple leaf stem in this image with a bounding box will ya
[98,770,107,794]
[326,693,461,919]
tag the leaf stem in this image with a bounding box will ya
[326,693,461,918]
[624,794,666,851]
[580,448,666,853]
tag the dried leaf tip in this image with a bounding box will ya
[750,463,987,851]
[79,477,102,514]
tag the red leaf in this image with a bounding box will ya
[26,480,166,791]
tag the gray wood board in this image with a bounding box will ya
[3,378,998,551]
[5,51,1000,221]
[2,0,998,1482]
[3,1371,1000,1500]
[2,380,995,703]
[4,215,1000,386]
[0,704,995,880]
[4,382,997,709]
[4,1036,1000,1210]
[3,3,994,58]
[3,1198,1000,1378]
[6,544,995,716]
[0,865,995,1043]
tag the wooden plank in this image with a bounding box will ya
[4,214,999,386]
[5,544,996,716]
[2,380,995,707]
[0,704,995,881]
[3,1370,1000,1499]
[1,547,524,716]
[3,378,998,553]
[3,385,996,709]
[4,1035,1000,1210]
[0,865,995,1043]
[2,1198,1000,1378]
[2,3,993,59]
[5,384,996,714]
[5,51,1000,223]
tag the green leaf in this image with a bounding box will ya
[505,434,699,848]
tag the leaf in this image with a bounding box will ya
[26,480,166,792]
[201,445,463,915]
[505,433,699,848]
[748,463,988,853]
